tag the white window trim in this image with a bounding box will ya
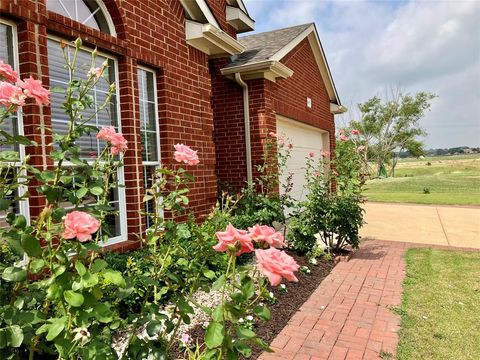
[138,65,164,227]
[47,35,127,246]
[46,0,117,37]
[0,19,31,226]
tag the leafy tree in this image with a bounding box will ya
[351,89,436,177]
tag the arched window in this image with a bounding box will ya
[46,0,115,36]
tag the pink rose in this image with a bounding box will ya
[339,134,348,141]
[17,76,50,106]
[213,223,254,256]
[109,132,128,153]
[308,152,315,158]
[174,143,200,165]
[97,126,128,154]
[350,129,360,135]
[88,67,103,78]
[0,61,18,83]
[314,170,321,177]
[269,132,277,138]
[255,248,299,286]
[321,150,331,157]
[248,224,285,248]
[0,81,26,108]
[62,211,100,242]
[97,126,116,141]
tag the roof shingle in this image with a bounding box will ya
[225,23,313,68]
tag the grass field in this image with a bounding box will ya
[364,154,480,205]
[397,248,480,360]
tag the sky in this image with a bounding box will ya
[243,0,480,149]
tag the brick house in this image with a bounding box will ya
[0,0,344,251]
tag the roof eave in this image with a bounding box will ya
[186,20,245,57]
[226,5,255,33]
[221,60,293,82]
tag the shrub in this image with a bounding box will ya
[287,129,365,253]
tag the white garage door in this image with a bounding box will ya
[276,115,329,209]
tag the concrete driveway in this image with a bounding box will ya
[360,202,480,249]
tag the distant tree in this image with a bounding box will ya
[351,88,435,177]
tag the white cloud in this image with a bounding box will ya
[243,0,480,148]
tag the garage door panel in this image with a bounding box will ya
[276,116,328,213]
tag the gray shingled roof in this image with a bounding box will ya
[225,23,313,68]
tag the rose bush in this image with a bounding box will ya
[287,129,366,253]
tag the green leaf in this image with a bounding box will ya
[146,320,163,337]
[12,215,27,229]
[211,274,226,291]
[203,269,216,280]
[241,277,255,300]
[21,234,42,257]
[205,322,225,349]
[0,198,11,211]
[76,187,88,199]
[46,317,66,341]
[81,272,99,288]
[30,259,45,274]
[102,269,126,287]
[64,290,84,307]
[254,305,271,321]
[89,186,103,196]
[7,325,23,348]
[90,259,108,273]
[94,303,113,323]
[75,261,87,276]
[0,150,20,162]
[236,326,256,339]
[234,341,252,357]
[2,267,27,282]
[47,283,62,300]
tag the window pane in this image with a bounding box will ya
[47,38,118,158]
[46,0,112,34]
[0,23,18,153]
[0,169,19,228]
[47,40,123,242]
[143,165,157,229]
[138,68,159,163]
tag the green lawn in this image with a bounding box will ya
[364,155,480,205]
[397,248,480,360]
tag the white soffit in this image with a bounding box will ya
[180,0,220,28]
[221,60,293,82]
[270,24,341,105]
[185,20,245,56]
[226,0,249,15]
[226,5,255,33]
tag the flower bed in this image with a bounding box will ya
[0,37,365,360]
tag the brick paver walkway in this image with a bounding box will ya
[259,240,409,360]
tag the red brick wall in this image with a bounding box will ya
[274,38,335,135]
[0,0,224,247]
[210,58,246,192]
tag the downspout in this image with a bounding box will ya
[234,72,253,185]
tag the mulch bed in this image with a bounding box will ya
[249,251,335,359]
[171,251,337,359]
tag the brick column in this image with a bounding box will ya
[17,19,52,219]
[117,56,145,243]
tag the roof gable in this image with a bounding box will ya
[223,23,342,106]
